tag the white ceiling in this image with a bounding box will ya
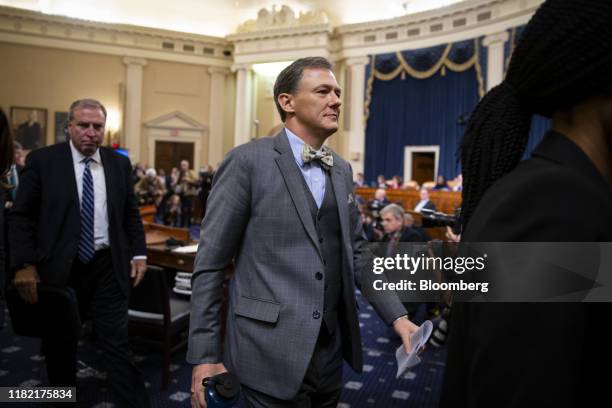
[0,0,469,37]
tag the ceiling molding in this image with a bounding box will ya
[0,0,543,66]
[334,0,543,58]
[336,0,504,34]
[0,5,233,66]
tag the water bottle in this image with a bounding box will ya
[203,372,240,408]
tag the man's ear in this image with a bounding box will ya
[277,93,294,115]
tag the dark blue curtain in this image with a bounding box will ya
[364,68,479,182]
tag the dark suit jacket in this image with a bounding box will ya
[383,227,427,243]
[8,142,146,296]
[441,131,612,407]
[417,200,436,212]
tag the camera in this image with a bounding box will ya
[421,208,461,235]
[367,201,385,231]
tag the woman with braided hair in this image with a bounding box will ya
[441,0,612,406]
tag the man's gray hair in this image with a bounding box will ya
[69,99,107,121]
[380,203,404,220]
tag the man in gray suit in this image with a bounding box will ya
[188,57,417,407]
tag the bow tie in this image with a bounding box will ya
[301,144,333,170]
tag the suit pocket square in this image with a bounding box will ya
[347,194,354,204]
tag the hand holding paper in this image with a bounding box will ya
[395,320,433,378]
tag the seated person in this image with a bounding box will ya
[451,174,463,192]
[360,208,378,242]
[386,175,402,189]
[379,203,426,318]
[164,194,182,227]
[414,187,436,213]
[353,172,365,187]
[368,188,390,215]
[403,212,431,242]
[380,204,427,244]
[432,175,449,191]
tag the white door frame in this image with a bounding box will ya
[403,145,440,183]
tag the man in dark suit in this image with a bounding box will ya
[9,99,149,407]
[379,204,429,318]
[413,187,436,213]
[189,57,418,408]
[380,204,429,246]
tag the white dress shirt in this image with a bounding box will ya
[414,199,431,213]
[69,142,146,261]
[285,128,326,208]
[70,141,109,250]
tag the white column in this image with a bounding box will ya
[482,31,509,91]
[232,64,253,147]
[346,57,370,177]
[122,57,147,163]
[208,67,230,165]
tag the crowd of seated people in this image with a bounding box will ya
[357,190,433,244]
[356,173,463,192]
[132,160,215,228]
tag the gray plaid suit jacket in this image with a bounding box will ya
[187,130,406,400]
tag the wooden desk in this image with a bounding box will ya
[143,222,190,243]
[147,244,195,272]
[144,222,194,272]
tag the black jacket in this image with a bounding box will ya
[8,143,146,296]
[441,131,612,407]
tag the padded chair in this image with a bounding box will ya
[404,180,420,190]
[421,181,436,190]
[128,266,190,389]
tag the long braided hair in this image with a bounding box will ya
[460,0,612,230]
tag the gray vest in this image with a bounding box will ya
[299,170,343,336]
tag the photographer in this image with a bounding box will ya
[134,168,166,206]
[366,188,390,236]
[380,204,427,248]
[380,204,433,321]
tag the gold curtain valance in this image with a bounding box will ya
[364,38,486,125]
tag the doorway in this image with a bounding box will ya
[403,145,439,185]
[154,141,194,173]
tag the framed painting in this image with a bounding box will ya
[54,111,69,143]
[11,107,47,151]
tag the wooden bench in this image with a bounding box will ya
[355,187,461,215]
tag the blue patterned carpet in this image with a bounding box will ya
[0,291,445,407]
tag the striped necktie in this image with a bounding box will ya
[78,157,95,263]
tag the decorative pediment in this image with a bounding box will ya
[144,111,207,131]
[236,5,329,34]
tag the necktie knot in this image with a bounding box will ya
[82,157,93,167]
[301,144,333,170]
